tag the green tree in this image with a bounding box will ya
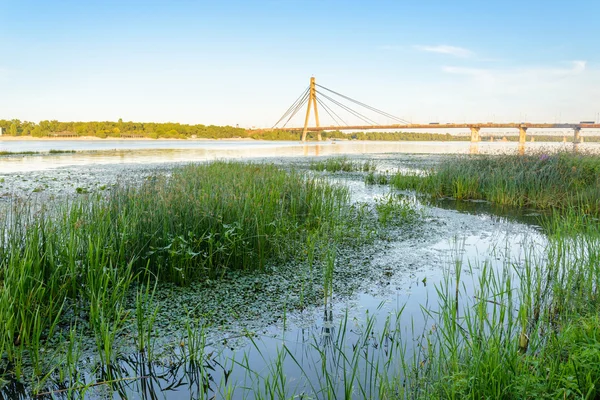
[9,123,18,136]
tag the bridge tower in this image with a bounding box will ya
[518,125,528,144]
[301,77,321,142]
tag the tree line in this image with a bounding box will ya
[0,120,473,141]
[3,119,596,142]
[0,119,247,139]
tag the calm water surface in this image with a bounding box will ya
[1,139,598,173]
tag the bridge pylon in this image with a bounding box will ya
[301,77,321,142]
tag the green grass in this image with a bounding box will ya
[391,152,600,214]
[0,149,76,156]
[410,217,600,399]
[365,171,389,185]
[310,156,377,173]
[7,153,600,398]
[0,161,353,385]
[48,149,76,154]
[388,151,600,399]
[0,150,37,156]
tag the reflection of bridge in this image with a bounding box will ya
[270,77,599,144]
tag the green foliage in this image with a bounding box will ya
[8,122,19,136]
[388,152,600,399]
[0,162,352,382]
[418,220,600,399]
[309,157,377,173]
[391,152,600,214]
[0,119,248,139]
[374,194,419,226]
[365,172,389,185]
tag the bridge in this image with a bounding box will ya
[268,77,600,144]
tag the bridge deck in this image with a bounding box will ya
[278,123,600,132]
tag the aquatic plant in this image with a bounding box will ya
[390,151,600,214]
[365,172,389,185]
[0,162,352,386]
[387,152,600,398]
[310,157,377,173]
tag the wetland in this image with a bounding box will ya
[1,141,599,399]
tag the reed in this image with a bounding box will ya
[413,218,600,399]
[0,162,351,385]
[310,157,377,173]
[390,151,600,214]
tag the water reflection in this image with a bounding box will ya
[2,140,600,173]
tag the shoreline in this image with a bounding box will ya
[0,136,257,141]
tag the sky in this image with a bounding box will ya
[1,0,599,128]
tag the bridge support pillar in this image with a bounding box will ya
[470,127,481,142]
[518,126,528,144]
[301,77,320,142]
[573,127,581,144]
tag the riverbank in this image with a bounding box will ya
[0,136,256,141]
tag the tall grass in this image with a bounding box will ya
[310,157,377,173]
[389,151,600,398]
[413,217,600,399]
[0,162,351,384]
[391,152,600,214]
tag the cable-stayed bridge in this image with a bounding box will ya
[267,77,600,144]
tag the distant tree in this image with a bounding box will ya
[31,126,44,137]
[9,123,18,136]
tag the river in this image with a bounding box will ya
[0,141,589,398]
[1,139,597,173]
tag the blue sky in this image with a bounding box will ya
[1,0,599,127]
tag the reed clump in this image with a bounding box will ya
[391,151,600,214]
[310,157,376,173]
[410,219,600,399]
[390,151,600,398]
[0,162,350,382]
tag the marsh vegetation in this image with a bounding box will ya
[1,152,599,398]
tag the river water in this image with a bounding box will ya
[1,139,598,173]
[0,140,585,398]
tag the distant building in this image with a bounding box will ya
[0,127,3,136]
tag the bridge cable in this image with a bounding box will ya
[318,92,378,125]
[317,97,347,126]
[316,97,346,126]
[316,84,410,124]
[281,90,310,128]
[316,90,380,126]
[317,83,408,124]
[273,86,310,128]
[272,86,310,128]
[273,86,309,127]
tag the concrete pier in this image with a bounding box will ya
[574,127,582,143]
[470,127,481,142]
[518,126,528,144]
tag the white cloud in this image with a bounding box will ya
[414,45,473,58]
[441,60,588,92]
[431,60,600,122]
